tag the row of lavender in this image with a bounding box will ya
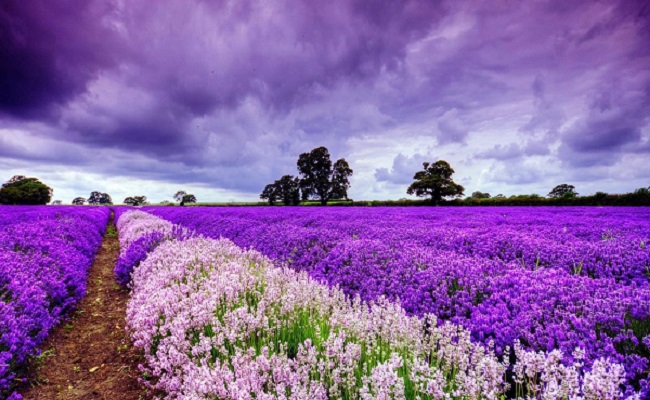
[143,206,650,396]
[0,206,109,398]
[116,210,631,399]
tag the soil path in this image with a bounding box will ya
[19,212,155,400]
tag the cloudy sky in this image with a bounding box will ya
[1,0,648,203]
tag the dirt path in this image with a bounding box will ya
[19,213,155,400]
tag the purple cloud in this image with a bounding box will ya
[559,79,650,167]
[0,0,123,118]
[375,153,430,185]
[0,0,648,201]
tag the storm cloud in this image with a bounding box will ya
[0,0,648,202]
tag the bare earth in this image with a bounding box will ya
[18,214,157,400]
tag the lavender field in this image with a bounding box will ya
[111,206,649,398]
[2,205,648,399]
[0,206,109,398]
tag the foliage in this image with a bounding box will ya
[72,197,86,205]
[406,161,465,204]
[634,187,650,197]
[124,195,147,206]
[0,175,53,205]
[457,190,650,207]
[260,183,280,205]
[260,175,301,205]
[471,191,491,199]
[173,190,186,203]
[181,194,196,206]
[50,200,62,205]
[173,191,196,206]
[88,191,112,205]
[548,183,578,198]
[330,158,353,200]
[297,146,353,205]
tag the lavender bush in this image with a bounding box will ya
[144,206,650,396]
[0,206,109,398]
[114,231,165,287]
[113,210,192,287]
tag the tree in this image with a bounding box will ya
[548,184,578,198]
[494,194,505,199]
[261,175,301,206]
[632,187,650,204]
[5,175,26,185]
[51,200,62,205]
[72,197,86,205]
[181,194,197,205]
[88,191,112,205]
[124,195,147,206]
[407,161,465,204]
[297,147,353,205]
[0,175,53,205]
[174,190,187,205]
[260,184,280,205]
[471,191,491,199]
[276,175,301,205]
[331,159,353,201]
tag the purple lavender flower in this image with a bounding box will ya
[115,231,165,287]
[0,206,108,398]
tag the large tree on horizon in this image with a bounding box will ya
[297,147,353,205]
[124,195,147,206]
[548,184,578,198]
[0,175,53,205]
[173,191,196,206]
[407,160,464,204]
[88,191,112,205]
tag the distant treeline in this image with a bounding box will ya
[191,190,650,207]
[322,190,650,207]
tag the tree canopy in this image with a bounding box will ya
[330,159,353,201]
[88,191,112,205]
[406,161,465,204]
[297,147,353,205]
[72,197,86,205]
[260,175,300,205]
[548,184,578,198]
[124,195,147,206]
[173,190,186,203]
[173,190,196,206]
[0,175,53,205]
[471,191,491,199]
[260,184,280,205]
[181,194,197,205]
